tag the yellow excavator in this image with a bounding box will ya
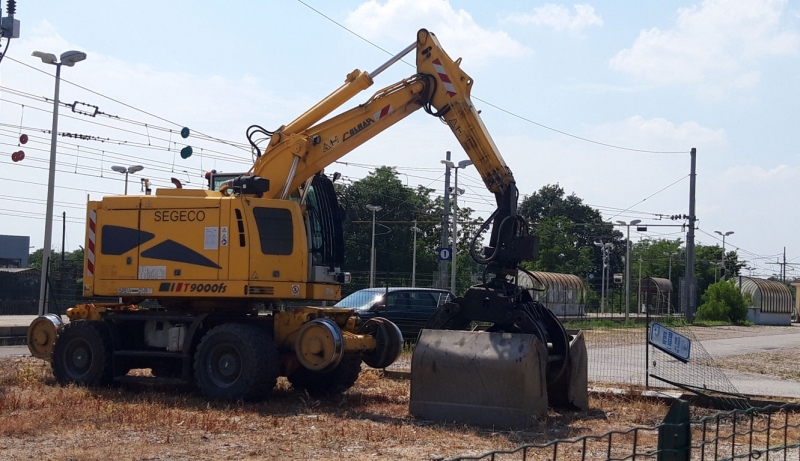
[28,29,586,426]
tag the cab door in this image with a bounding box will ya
[245,199,307,291]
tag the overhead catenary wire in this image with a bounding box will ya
[294,0,689,156]
[3,56,250,153]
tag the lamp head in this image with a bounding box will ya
[32,51,57,65]
[457,159,473,169]
[127,165,144,174]
[111,165,127,174]
[366,204,382,212]
[60,50,87,67]
[440,160,455,168]
[630,219,642,226]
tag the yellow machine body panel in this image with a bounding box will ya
[84,190,339,302]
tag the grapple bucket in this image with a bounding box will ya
[410,328,589,429]
[410,329,549,429]
[549,329,589,410]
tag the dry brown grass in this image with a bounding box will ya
[0,356,681,460]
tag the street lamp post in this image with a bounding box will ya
[594,242,613,313]
[664,251,678,313]
[714,230,734,280]
[111,165,145,195]
[664,251,678,283]
[366,204,382,288]
[33,49,87,316]
[411,220,421,287]
[617,219,641,321]
[441,158,473,294]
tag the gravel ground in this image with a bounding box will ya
[715,346,800,382]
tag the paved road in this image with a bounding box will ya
[0,345,29,357]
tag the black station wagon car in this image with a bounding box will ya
[334,287,455,340]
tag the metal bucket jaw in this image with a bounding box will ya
[410,330,549,429]
[410,329,589,429]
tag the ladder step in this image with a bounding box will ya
[114,350,183,358]
[114,375,190,386]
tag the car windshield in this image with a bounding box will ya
[335,289,385,311]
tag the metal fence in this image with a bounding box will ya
[448,400,800,461]
[0,259,114,315]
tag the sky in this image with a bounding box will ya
[0,0,798,278]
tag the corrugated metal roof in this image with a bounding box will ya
[640,277,673,293]
[518,271,585,291]
[518,271,587,304]
[734,276,794,314]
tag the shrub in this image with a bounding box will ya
[696,280,750,324]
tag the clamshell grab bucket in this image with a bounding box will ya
[410,329,549,429]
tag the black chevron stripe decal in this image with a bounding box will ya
[141,239,221,269]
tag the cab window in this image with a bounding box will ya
[252,208,293,255]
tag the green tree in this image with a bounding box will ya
[694,244,742,297]
[336,167,443,285]
[518,184,623,301]
[630,239,683,282]
[696,280,750,323]
[523,216,593,275]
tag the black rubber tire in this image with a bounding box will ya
[51,321,114,387]
[288,355,362,396]
[193,323,279,401]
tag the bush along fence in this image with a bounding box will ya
[447,400,800,461]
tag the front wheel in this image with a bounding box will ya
[51,321,114,387]
[193,323,279,401]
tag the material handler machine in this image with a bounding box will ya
[28,29,586,427]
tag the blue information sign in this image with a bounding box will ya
[437,247,452,261]
[649,323,691,362]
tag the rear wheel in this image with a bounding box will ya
[51,321,114,387]
[288,355,362,396]
[193,323,279,401]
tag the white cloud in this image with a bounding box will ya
[610,0,799,89]
[721,163,797,183]
[344,0,530,66]
[590,116,727,151]
[504,3,603,32]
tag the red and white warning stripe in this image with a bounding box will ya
[432,58,457,97]
[373,104,393,121]
[87,209,96,276]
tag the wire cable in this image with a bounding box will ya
[294,0,690,155]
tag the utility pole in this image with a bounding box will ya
[366,204,382,288]
[440,151,451,289]
[683,148,698,321]
[411,220,420,287]
[617,220,641,321]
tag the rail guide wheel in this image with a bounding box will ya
[27,314,65,360]
[294,318,344,372]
